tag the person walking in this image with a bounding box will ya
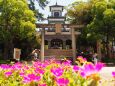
[92,53,98,64]
[32,49,38,60]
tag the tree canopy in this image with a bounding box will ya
[67,0,115,57]
[67,0,115,38]
[0,0,36,59]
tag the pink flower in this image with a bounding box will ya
[112,72,115,77]
[19,72,25,77]
[83,64,95,76]
[13,62,22,70]
[73,65,80,71]
[5,72,12,77]
[23,76,31,83]
[62,60,71,66]
[56,78,69,86]
[33,62,47,68]
[51,67,63,77]
[80,62,104,78]
[95,62,105,72]
[35,68,44,75]
[80,72,86,78]
[0,64,10,69]
[23,74,41,83]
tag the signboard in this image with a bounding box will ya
[13,48,21,61]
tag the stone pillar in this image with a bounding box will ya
[41,28,45,62]
[71,28,76,63]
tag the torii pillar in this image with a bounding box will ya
[71,28,76,64]
[41,28,45,62]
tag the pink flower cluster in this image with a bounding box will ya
[56,78,69,86]
[0,58,105,86]
[73,62,105,78]
[23,73,41,83]
[51,67,64,77]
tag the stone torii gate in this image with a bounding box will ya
[36,24,84,63]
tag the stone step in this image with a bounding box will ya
[44,49,73,58]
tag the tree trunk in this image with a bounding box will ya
[3,38,14,60]
[9,39,14,59]
[97,40,102,61]
[106,33,110,58]
[3,42,9,60]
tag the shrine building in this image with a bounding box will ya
[36,3,84,62]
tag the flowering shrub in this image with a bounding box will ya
[0,57,104,86]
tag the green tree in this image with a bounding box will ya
[67,0,115,58]
[0,0,36,59]
[88,0,115,57]
[67,0,96,52]
[67,1,92,24]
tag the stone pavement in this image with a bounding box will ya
[99,67,115,86]
[99,67,115,79]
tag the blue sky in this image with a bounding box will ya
[35,0,77,18]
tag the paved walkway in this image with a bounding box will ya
[99,67,115,86]
[99,67,115,79]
